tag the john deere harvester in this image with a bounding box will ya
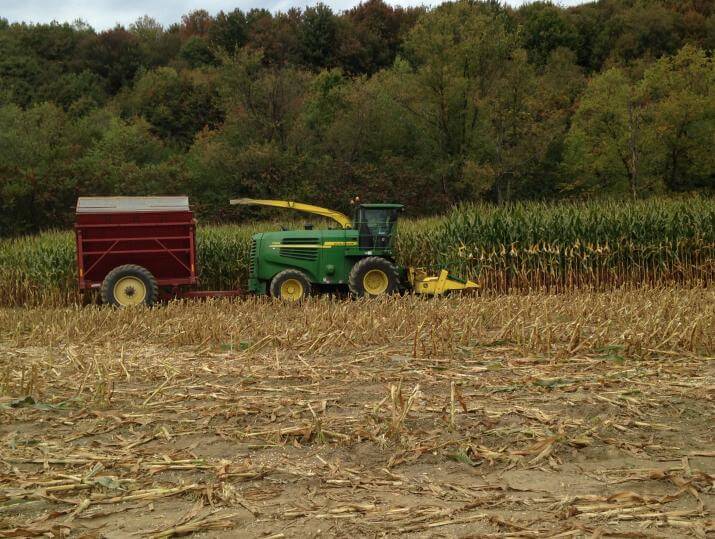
[230,198,477,301]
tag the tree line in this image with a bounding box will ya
[0,0,713,235]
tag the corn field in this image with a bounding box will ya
[398,196,715,291]
[0,196,713,306]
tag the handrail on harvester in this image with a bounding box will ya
[230,198,352,229]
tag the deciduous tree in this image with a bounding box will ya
[564,68,657,198]
[641,45,714,191]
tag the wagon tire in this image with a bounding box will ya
[270,269,311,302]
[349,257,399,297]
[101,264,158,307]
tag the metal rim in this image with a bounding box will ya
[363,269,389,295]
[113,276,147,306]
[280,278,304,301]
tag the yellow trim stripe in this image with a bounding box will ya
[270,243,329,249]
[269,241,358,249]
[324,241,358,247]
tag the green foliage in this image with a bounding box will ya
[565,45,713,198]
[0,103,83,234]
[82,28,144,94]
[300,69,348,136]
[117,67,222,147]
[341,0,423,74]
[300,3,339,69]
[518,1,580,66]
[641,45,715,191]
[186,135,310,214]
[564,68,651,198]
[179,36,217,68]
[606,2,681,64]
[398,1,517,200]
[209,9,249,54]
[76,115,181,195]
[129,16,181,67]
[0,1,713,238]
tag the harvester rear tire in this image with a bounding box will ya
[101,264,158,307]
[270,269,312,302]
[349,257,399,297]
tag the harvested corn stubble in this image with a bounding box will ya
[0,288,713,536]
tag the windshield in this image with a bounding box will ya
[355,207,400,249]
[361,209,398,235]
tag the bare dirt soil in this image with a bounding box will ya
[1,290,713,538]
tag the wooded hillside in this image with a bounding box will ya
[0,0,713,235]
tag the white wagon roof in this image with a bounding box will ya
[76,196,190,214]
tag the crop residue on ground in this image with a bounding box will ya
[1,289,713,537]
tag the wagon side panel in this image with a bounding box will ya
[75,201,197,289]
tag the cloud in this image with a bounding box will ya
[2,0,588,30]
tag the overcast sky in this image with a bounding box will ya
[2,0,589,30]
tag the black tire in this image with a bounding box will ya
[270,269,312,301]
[101,264,158,307]
[349,257,399,297]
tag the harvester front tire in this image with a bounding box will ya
[101,265,158,307]
[349,257,399,297]
[270,269,311,302]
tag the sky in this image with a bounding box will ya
[1,0,590,30]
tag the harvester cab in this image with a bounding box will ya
[229,198,477,301]
[353,203,403,251]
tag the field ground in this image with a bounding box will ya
[1,289,713,538]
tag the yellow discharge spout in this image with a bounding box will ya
[230,198,352,229]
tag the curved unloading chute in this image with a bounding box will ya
[230,198,352,229]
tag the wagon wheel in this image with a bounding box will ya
[101,265,158,307]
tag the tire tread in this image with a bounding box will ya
[269,269,312,300]
[100,264,158,307]
[348,257,399,297]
